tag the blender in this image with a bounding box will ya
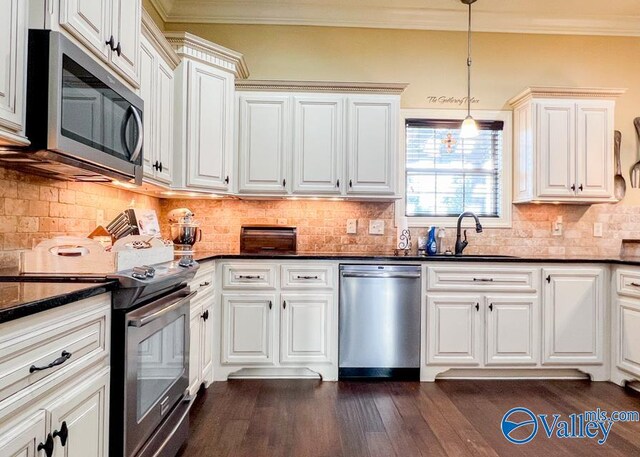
[168,208,201,266]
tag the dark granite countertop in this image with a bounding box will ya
[193,251,640,267]
[0,281,116,324]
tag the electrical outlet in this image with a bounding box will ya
[593,222,603,237]
[96,209,105,227]
[369,220,385,235]
[552,216,563,236]
[346,219,357,234]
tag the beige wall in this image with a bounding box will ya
[143,0,165,30]
[165,23,640,203]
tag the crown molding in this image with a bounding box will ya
[148,0,171,22]
[142,10,181,69]
[164,31,250,79]
[152,2,640,37]
[235,80,408,94]
[509,86,628,107]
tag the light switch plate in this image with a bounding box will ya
[593,222,603,237]
[346,219,357,234]
[369,220,385,235]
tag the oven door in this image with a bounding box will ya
[125,288,194,457]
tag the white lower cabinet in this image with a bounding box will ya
[216,262,338,380]
[222,293,276,365]
[427,293,538,367]
[617,298,640,378]
[188,263,216,395]
[0,294,111,457]
[542,267,605,364]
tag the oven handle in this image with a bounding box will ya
[128,290,197,327]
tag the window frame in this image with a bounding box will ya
[396,108,512,229]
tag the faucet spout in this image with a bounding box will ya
[455,211,483,256]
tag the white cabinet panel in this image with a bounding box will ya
[109,0,140,84]
[617,298,640,378]
[0,0,27,138]
[427,295,482,365]
[200,300,214,384]
[139,37,156,179]
[485,295,538,365]
[292,96,343,194]
[237,95,290,193]
[537,101,576,198]
[222,294,276,365]
[346,96,397,195]
[576,102,613,198]
[280,294,332,363]
[155,58,174,184]
[188,303,202,396]
[48,369,110,457]
[0,410,47,457]
[60,0,111,60]
[542,268,604,364]
[187,61,233,190]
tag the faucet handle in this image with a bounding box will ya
[463,229,468,242]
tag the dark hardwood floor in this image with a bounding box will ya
[178,380,640,456]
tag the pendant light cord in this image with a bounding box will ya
[466,1,472,117]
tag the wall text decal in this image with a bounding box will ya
[426,96,480,106]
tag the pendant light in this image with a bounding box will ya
[460,0,479,139]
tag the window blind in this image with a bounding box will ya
[405,119,504,218]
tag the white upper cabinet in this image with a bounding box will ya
[292,96,344,194]
[346,96,398,195]
[510,87,623,203]
[59,0,141,87]
[237,94,291,194]
[542,267,605,364]
[234,82,405,199]
[168,32,248,193]
[0,0,28,146]
[139,12,179,186]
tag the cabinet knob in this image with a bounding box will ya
[268,300,272,310]
[153,160,158,171]
[488,303,493,312]
[159,162,163,173]
[38,434,55,457]
[224,175,230,184]
[475,303,479,311]
[336,179,340,188]
[571,184,576,191]
[201,310,209,321]
[349,179,353,188]
[282,178,286,187]
[283,300,287,310]
[105,35,115,50]
[53,421,69,446]
[115,41,122,57]
[578,184,583,191]
[546,275,551,283]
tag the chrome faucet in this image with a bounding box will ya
[455,211,483,256]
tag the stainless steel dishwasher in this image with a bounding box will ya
[339,264,421,379]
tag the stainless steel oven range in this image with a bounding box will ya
[109,261,198,457]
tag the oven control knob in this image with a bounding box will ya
[132,266,148,280]
[142,265,156,278]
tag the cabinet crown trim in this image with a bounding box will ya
[235,79,408,94]
[509,86,627,107]
[164,31,250,79]
[142,9,181,69]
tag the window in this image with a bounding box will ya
[397,109,512,228]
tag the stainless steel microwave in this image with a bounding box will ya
[0,30,144,185]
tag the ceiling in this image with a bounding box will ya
[150,0,640,36]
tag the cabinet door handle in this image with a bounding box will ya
[336,179,340,188]
[199,281,211,287]
[224,175,230,184]
[475,303,479,311]
[159,162,163,173]
[282,178,286,187]
[268,300,272,310]
[238,275,261,280]
[571,184,576,191]
[295,275,319,280]
[578,184,583,191]
[29,351,72,373]
[105,35,115,50]
[488,303,494,312]
[546,275,551,283]
[283,300,287,309]
[630,282,640,287]
[53,421,69,446]
[472,278,494,282]
[349,179,353,188]
[115,41,122,57]
[38,434,54,457]
[153,160,158,171]
[201,310,209,321]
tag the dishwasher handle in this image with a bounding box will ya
[341,272,421,279]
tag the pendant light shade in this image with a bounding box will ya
[460,0,479,138]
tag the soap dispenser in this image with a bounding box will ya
[426,226,437,256]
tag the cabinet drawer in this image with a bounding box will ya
[0,295,109,404]
[190,261,215,294]
[222,264,276,289]
[427,266,539,292]
[281,264,334,289]
[616,269,640,298]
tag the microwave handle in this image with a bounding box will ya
[128,105,144,163]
